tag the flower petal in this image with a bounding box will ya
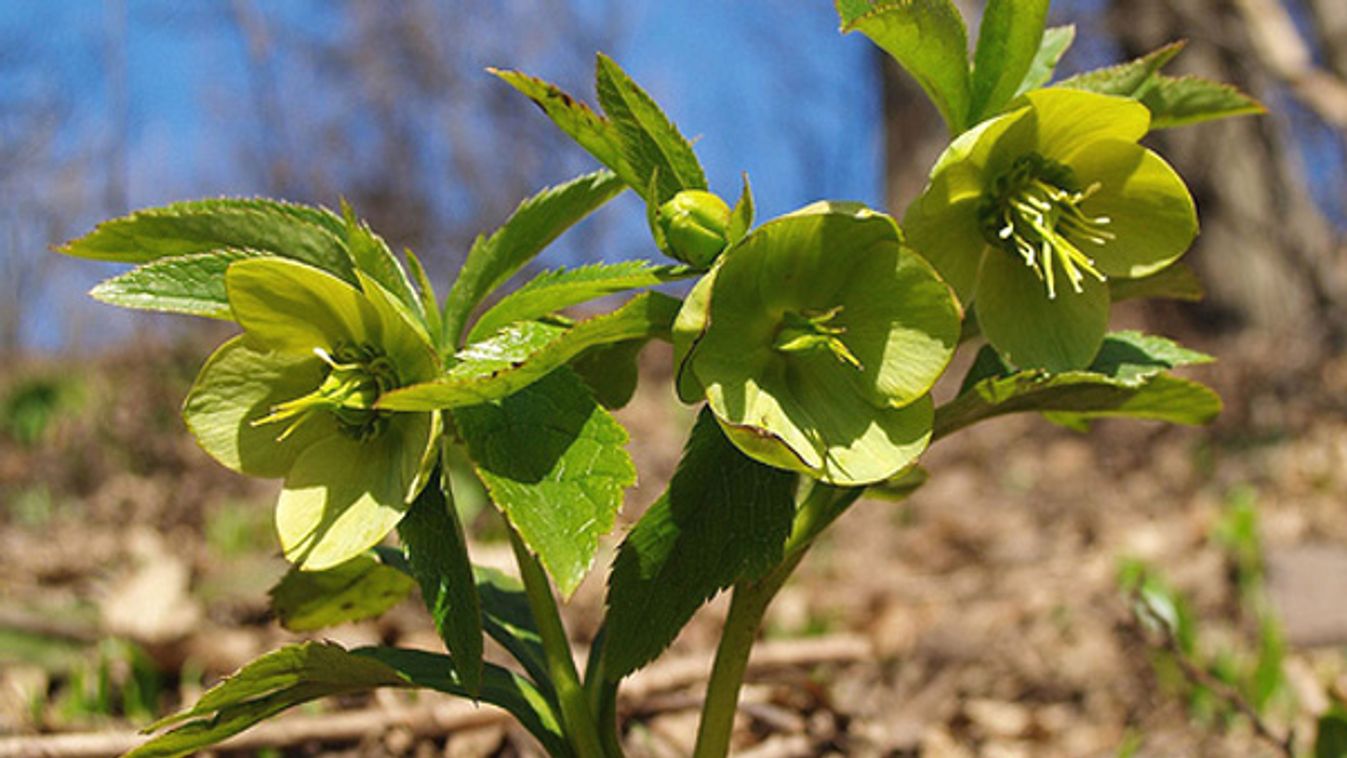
[183,335,337,478]
[976,248,1110,371]
[354,270,439,382]
[276,411,434,570]
[1023,88,1150,163]
[227,257,381,354]
[903,193,988,304]
[1069,140,1198,278]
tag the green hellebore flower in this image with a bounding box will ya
[904,88,1198,372]
[681,202,960,486]
[184,257,441,571]
[656,190,732,267]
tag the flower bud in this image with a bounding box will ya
[656,190,731,267]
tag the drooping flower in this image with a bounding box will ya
[904,88,1198,371]
[184,257,441,570]
[678,202,960,485]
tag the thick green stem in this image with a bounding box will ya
[509,529,607,758]
[691,483,860,758]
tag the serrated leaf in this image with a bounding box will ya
[129,642,567,758]
[594,53,707,204]
[89,249,263,319]
[1140,74,1266,129]
[1057,41,1185,98]
[442,170,625,348]
[491,68,638,189]
[340,201,423,320]
[128,642,405,758]
[1014,24,1075,97]
[839,0,973,132]
[571,338,646,409]
[268,552,416,633]
[604,409,796,677]
[454,369,636,598]
[59,198,352,280]
[969,0,1050,123]
[936,334,1220,438]
[397,462,483,695]
[381,292,679,411]
[404,248,444,346]
[1110,263,1205,303]
[468,260,692,343]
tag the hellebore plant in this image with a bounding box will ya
[58,2,1264,757]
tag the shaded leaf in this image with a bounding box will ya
[1014,24,1075,97]
[839,0,972,132]
[442,170,625,348]
[455,369,636,597]
[1317,709,1347,758]
[381,292,679,411]
[340,202,422,320]
[89,249,262,319]
[604,409,796,677]
[595,53,707,203]
[268,553,416,633]
[474,566,552,692]
[468,260,691,343]
[1057,41,1184,98]
[1141,74,1266,129]
[969,0,1050,122]
[397,463,483,695]
[571,338,647,409]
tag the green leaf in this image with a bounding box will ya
[59,198,352,280]
[839,0,972,132]
[356,647,569,757]
[604,409,797,677]
[442,170,626,348]
[340,201,423,320]
[1110,263,1205,303]
[89,249,263,319]
[727,173,755,245]
[594,53,708,203]
[570,338,646,410]
[1140,75,1266,129]
[935,336,1221,439]
[474,566,552,692]
[1317,709,1347,758]
[454,369,636,598]
[128,642,405,758]
[1057,41,1185,98]
[268,552,416,633]
[404,248,444,347]
[969,0,1050,123]
[397,462,483,696]
[490,68,638,189]
[1014,24,1075,97]
[467,260,692,343]
[381,292,679,411]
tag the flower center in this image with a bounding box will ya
[253,342,400,442]
[978,153,1114,299]
[772,305,862,369]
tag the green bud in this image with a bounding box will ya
[657,190,731,267]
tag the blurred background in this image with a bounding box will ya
[1,1,1345,756]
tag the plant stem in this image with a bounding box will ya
[509,529,607,758]
[691,483,860,758]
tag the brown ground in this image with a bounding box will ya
[2,311,1346,757]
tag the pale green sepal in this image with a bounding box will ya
[183,336,338,479]
[352,270,439,380]
[673,267,718,404]
[1020,88,1151,164]
[227,257,382,356]
[277,411,434,571]
[976,247,1110,372]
